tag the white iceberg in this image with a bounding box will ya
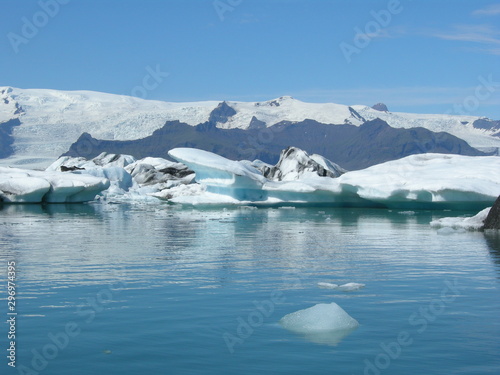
[337,282,365,292]
[0,167,109,203]
[168,147,500,209]
[280,302,359,346]
[168,148,268,201]
[430,207,490,231]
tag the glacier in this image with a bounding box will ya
[1,86,500,169]
[167,147,500,210]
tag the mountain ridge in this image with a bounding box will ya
[0,86,499,168]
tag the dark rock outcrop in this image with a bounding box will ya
[63,118,486,170]
[372,103,389,112]
[484,196,500,229]
[208,101,236,125]
[0,118,21,158]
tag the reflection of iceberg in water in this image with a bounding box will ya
[280,302,359,346]
[298,326,358,346]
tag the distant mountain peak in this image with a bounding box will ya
[208,101,236,124]
[255,96,295,107]
[372,103,389,112]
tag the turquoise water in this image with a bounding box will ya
[1,203,499,375]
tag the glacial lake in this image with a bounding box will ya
[1,202,499,375]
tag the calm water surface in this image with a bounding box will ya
[0,203,499,375]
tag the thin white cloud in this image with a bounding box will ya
[432,24,500,45]
[472,4,500,16]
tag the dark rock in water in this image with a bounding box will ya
[484,196,500,229]
[372,103,389,112]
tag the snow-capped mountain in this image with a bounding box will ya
[1,86,499,169]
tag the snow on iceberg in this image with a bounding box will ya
[338,153,500,209]
[280,302,359,345]
[0,167,109,203]
[168,147,500,209]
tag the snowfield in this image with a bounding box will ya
[1,86,499,169]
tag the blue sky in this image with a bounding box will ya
[1,0,499,118]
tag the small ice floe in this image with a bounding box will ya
[317,282,339,289]
[279,302,359,346]
[398,210,415,215]
[317,282,365,292]
[430,207,490,231]
[337,282,365,292]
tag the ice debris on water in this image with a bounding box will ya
[279,302,359,346]
[317,282,365,291]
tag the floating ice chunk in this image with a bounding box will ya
[318,282,365,291]
[317,282,339,289]
[280,302,359,346]
[0,172,50,202]
[398,210,416,215]
[430,207,490,231]
[0,167,109,203]
[337,283,365,292]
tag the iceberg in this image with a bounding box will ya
[337,282,365,292]
[168,148,268,201]
[0,167,109,203]
[47,152,194,201]
[280,302,359,346]
[168,147,500,209]
[430,207,491,231]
